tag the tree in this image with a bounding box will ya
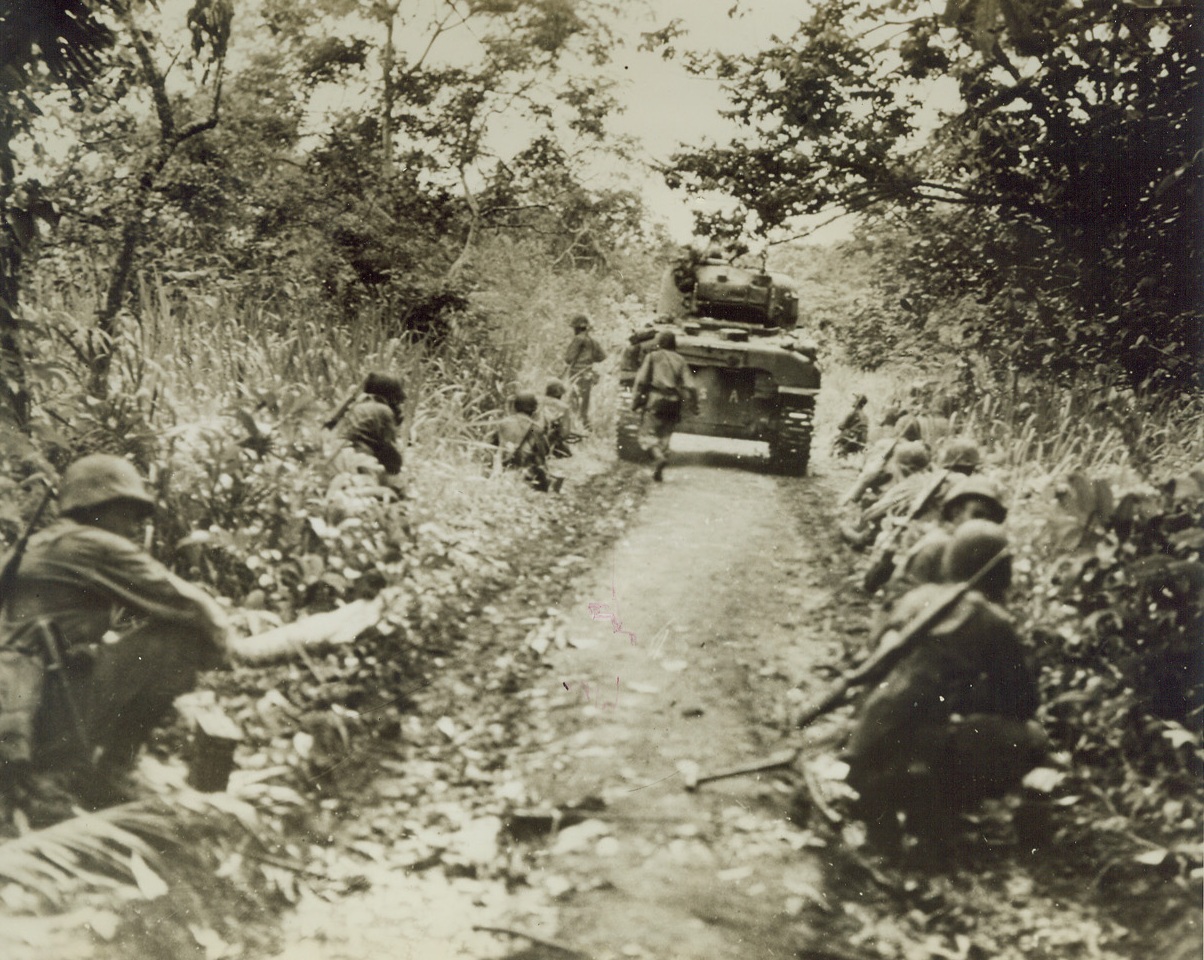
[666,0,1202,387]
[0,0,114,428]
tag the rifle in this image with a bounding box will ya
[322,388,360,431]
[861,469,950,593]
[35,619,92,761]
[684,545,1010,791]
[840,437,900,506]
[0,480,55,606]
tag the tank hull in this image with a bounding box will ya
[618,330,820,475]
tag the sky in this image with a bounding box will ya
[602,0,839,244]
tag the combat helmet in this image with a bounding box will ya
[342,401,397,448]
[941,519,1011,600]
[940,438,981,474]
[362,372,405,416]
[545,378,567,399]
[570,314,590,332]
[893,440,930,475]
[59,454,154,518]
[655,330,677,351]
[513,392,538,415]
[902,530,952,585]
[941,476,1007,524]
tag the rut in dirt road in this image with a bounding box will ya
[511,439,867,960]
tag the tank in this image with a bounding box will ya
[617,253,821,475]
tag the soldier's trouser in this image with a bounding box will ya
[637,410,677,464]
[36,623,221,773]
[846,714,1048,829]
[569,371,594,426]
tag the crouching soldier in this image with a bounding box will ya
[0,455,228,815]
[540,379,575,459]
[490,392,561,492]
[843,520,1047,844]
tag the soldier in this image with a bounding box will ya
[335,372,406,477]
[563,314,606,430]
[327,400,406,515]
[939,475,1008,526]
[858,439,988,591]
[0,455,228,812]
[843,521,1047,842]
[842,430,931,509]
[540,379,575,459]
[832,394,869,457]
[839,440,931,549]
[632,330,698,482]
[490,392,561,492]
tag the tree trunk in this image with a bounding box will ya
[91,16,223,397]
[380,4,398,178]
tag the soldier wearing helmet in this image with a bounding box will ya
[939,438,981,475]
[840,440,934,552]
[540,379,574,459]
[334,372,406,476]
[563,314,606,430]
[843,520,1046,843]
[832,394,869,458]
[489,392,560,492]
[0,454,227,814]
[632,329,698,482]
[941,475,1007,525]
[866,452,1006,595]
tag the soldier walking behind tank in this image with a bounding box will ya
[832,394,869,457]
[632,330,698,482]
[563,314,606,430]
[0,454,228,816]
[842,520,1047,844]
[490,392,561,492]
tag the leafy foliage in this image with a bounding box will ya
[666,0,1202,387]
[1030,469,1203,860]
[0,802,174,907]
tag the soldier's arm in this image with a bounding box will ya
[67,528,228,650]
[632,354,653,408]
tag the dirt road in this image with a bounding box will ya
[502,437,865,959]
[251,437,866,960]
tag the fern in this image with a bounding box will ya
[0,803,175,907]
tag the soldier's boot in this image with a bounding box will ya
[651,451,666,482]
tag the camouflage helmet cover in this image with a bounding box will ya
[340,401,398,448]
[941,519,1010,586]
[941,475,1007,523]
[513,391,538,415]
[893,440,930,473]
[59,454,154,516]
[940,438,981,471]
